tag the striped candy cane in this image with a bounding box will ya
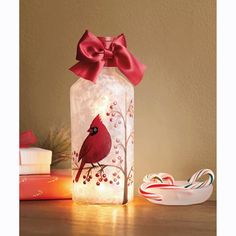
[139,172,176,202]
[143,173,175,185]
[184,169,215,189]
[139,169,214,203]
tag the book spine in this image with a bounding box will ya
[20,175,72,200]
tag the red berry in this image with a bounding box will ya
[109,181,113,184]
[95,173,99,177]
[106,112,110,116]
[89,175,92,179]
[96,182,100,186]
[87,178,90,182]
[102,174,106,178]
[112,113,115,117]
[104,178,108,182]
[110,105,113,109]
[112,159,116,163]
[116,181,119,185]
[113,101,117,105]
[114,178,117,182]
[114,124,118,128]
[117,175,120,179]
[113,172,117,176]
[110,118,113,122]
[83,175,86,179]
[83,181,86,184]
[99,178,103,182]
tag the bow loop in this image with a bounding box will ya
[77,32,104,62]
[70,30,146,85]
[112,33,127,48]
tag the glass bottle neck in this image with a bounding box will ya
[101,67,117,75]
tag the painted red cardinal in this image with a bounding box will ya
[75,114,112,182]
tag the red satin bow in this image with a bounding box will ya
[69,30,146,86]
[20,130,37,148]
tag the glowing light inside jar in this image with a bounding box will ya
[71,68,134,204]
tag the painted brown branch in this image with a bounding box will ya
[112,110,126,129]
[72,163,80,169]
[87,167,93,177]
[125,99,134,117]
[126,131,134,146]
[72,164,125,175]
[127,166,134,179]
[122,93,128,204]
[117,143,126,153]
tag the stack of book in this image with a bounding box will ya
[19,147,72,200]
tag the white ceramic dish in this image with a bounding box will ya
[144,181,213,205]
[139,169,214,206]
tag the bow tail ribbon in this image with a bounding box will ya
[114,45,146,86]
[69,60,105,83]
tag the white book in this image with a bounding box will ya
[20,147,52,165]
[20,164,51,175]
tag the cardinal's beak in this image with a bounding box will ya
[87,128,92,133]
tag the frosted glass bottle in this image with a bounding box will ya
[70,66,134,204]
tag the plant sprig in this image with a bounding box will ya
[39,127,71,166]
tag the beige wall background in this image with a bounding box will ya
[20,0,216,199]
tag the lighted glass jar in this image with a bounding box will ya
[70,66,134,204]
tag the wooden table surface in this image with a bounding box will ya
[20,197,216,236]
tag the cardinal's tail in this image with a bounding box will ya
[75,160,85,182]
